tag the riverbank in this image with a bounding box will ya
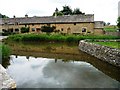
[6,33,120,43]
[79,40,120,67]
[0,64,16,89]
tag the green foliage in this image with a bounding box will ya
[61,6,73,15]
[52,6,85,16]
[0,44,11,59]
[93,42,120,49]
[104,25,117,32]
[53,8,63,16]
[41,25,56,34]
[6,34,120,43]
[73,8,85,15]
[21,27,29,33]
[117,17,120,29]
[0,13,9,18]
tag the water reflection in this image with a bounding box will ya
[3,41,120,88]
[6,55,120,88]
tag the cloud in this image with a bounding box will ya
[0,0,119,24]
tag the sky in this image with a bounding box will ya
[0,0,119,25]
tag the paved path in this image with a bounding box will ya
[0,64,16,89]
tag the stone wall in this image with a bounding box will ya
[105,31,120,36]
[79,40,120,67]
[0,64,16,89]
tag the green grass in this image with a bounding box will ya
[0,44,11,59]
[6,33,120,43]
[104,25,117,32]
[92,42,120,49]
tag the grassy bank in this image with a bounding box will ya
[104,25,118,32]
[0,44,11,59]
[6,33,120,43]
[93,42,120,49]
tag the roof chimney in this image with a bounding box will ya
[13,15,16,18]
[25,14,28,18]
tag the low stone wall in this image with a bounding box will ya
[105,31,120,36]
[79,40,120,67]
[0,64,16,89]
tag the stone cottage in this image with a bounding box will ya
[0,14,104,35]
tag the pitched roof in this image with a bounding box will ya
[0,14,94,25]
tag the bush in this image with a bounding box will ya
[0,44,11,59]
[41,25,56,34]
[21,27,29,33]
[6,33,120,43]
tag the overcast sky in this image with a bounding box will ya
[0,0,119,25]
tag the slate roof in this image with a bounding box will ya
[0,14,94,25]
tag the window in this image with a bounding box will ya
[32,24,34,26]
[47,24,50,26]
[4,22,7,25]
[15,28,19,32]
[61,28,63,31]
[25,24,27,27]
[15,22,18,25]
[74,23,76,25]
[32,28,35,31]
[82,28,87,32]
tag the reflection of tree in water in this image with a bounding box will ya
[43,46,56,52]
[2,57,10,68]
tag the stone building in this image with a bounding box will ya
[0,14,104,35]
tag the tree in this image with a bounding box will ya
[107,22,110,26]
[73,8,84,15]
[21,27,29,33]
[41,25,56,34]
[53,8,63,16]
[52,6,85,16]
[117,17,120,29]
[0,13,9,18]
[61,6,73,15]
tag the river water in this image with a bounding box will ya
[2,41,120,88]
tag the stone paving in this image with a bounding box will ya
[0,64,16,89]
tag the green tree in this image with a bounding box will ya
[0,13,9,18]
[73,8,84,15]
[53,8,63,16]
[61,6,73,15]
[21,27,29,33]
[117,17,120,29]
[41,25,56,34]
[52,6,85,16]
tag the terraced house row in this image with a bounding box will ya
[0,14,104,35]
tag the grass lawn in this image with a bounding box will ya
[93,42,120,49]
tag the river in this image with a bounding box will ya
[2,41,120,88]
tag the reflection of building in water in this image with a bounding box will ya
[118,1,120,17]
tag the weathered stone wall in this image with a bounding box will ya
[0,64,16,89]
[94,28,104,35]
[105,31,120,36]
[79,40,120,67]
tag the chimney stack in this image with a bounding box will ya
[25,14,28,18]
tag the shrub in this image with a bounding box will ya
[0,44,11,59]
[41,25,56,34]
[21,27,29,33]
